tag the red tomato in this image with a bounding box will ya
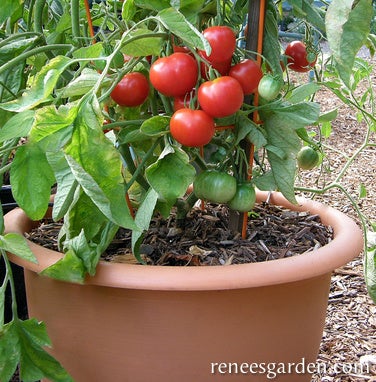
[110,72,149,107]
[149,53,198,97]
[173,45,191,54]
[285,41,317,73]
[200,57,232,80]
[229,59,263,95]
[198,26,236,64]
[170,108,215,147]
[197,76,244,118]
[173,91,197,111]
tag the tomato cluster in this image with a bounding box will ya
[109,25,270,147]
[193,171,256,212]
[148,26,266,147]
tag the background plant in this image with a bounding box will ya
[0,0,374,380]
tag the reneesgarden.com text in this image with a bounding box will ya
[210,358,370,379]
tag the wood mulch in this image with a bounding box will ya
[28,203,333,267]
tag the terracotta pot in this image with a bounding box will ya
[5,191,363,382]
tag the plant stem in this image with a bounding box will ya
[121,138,162,193]
[0,44,72,77]
[71,0,82,47]
[33,0,46,34]
[296,183,369,241]
[0,250,19,323]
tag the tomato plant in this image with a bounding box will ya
[284,41,317,73]
[228,183,256,212]
[149,52,198,97]
[1,0,375,378]
[110,72,150,107]
[198,76,244,118]
[170,108,215,147]
[229,59,263,95]
[193,170,237,203]
[257,74,281,101]
[198,26,236,64]
[297,146,320,170]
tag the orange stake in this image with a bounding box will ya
[242,0,266,239]
[83,0,96,43]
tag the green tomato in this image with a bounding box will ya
[228,183,256,212]
[297,146,320,170]
[193,170,237,203]
[257,74,282,101]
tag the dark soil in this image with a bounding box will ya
[28,202,333,267]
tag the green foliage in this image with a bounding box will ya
[326,0,373,86]
[0,318,73,382]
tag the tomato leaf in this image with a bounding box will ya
[62,191,108,241]
[264,118,301,204]
[320,121,332,139]
[146,145,195,203]
[0,233,37,264]
[0,319,73,382]
[64,95,139,231]
[326,0,372,87]
[121,29,164,57]
[10,143,56,220]
[0,62,26,103]
[262,102,320,129]
[30,104,77,143]
[41,249,87,283]
[0,0,23,24]
[122,0,137,20]
[318,109,338,123]
[359,183,367,199]
[0,37,39,65]
[289,0,325,32]
[158,8,210,53]
[61,68,107,98]
[134,0,171,11]
[140,115,170,137]
[132,187,159,262]
[237,115,267,149]
[286,83,320,104]
[46,151,78,221]
[0,56,72,112]
[263,6,283,79]
[62,227,115,276]
[253,171,277,192]
[72,44,103,60]
[0,110,34,141]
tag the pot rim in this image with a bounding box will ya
[4,191,364,291]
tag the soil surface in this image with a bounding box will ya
[28,203,333,266]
